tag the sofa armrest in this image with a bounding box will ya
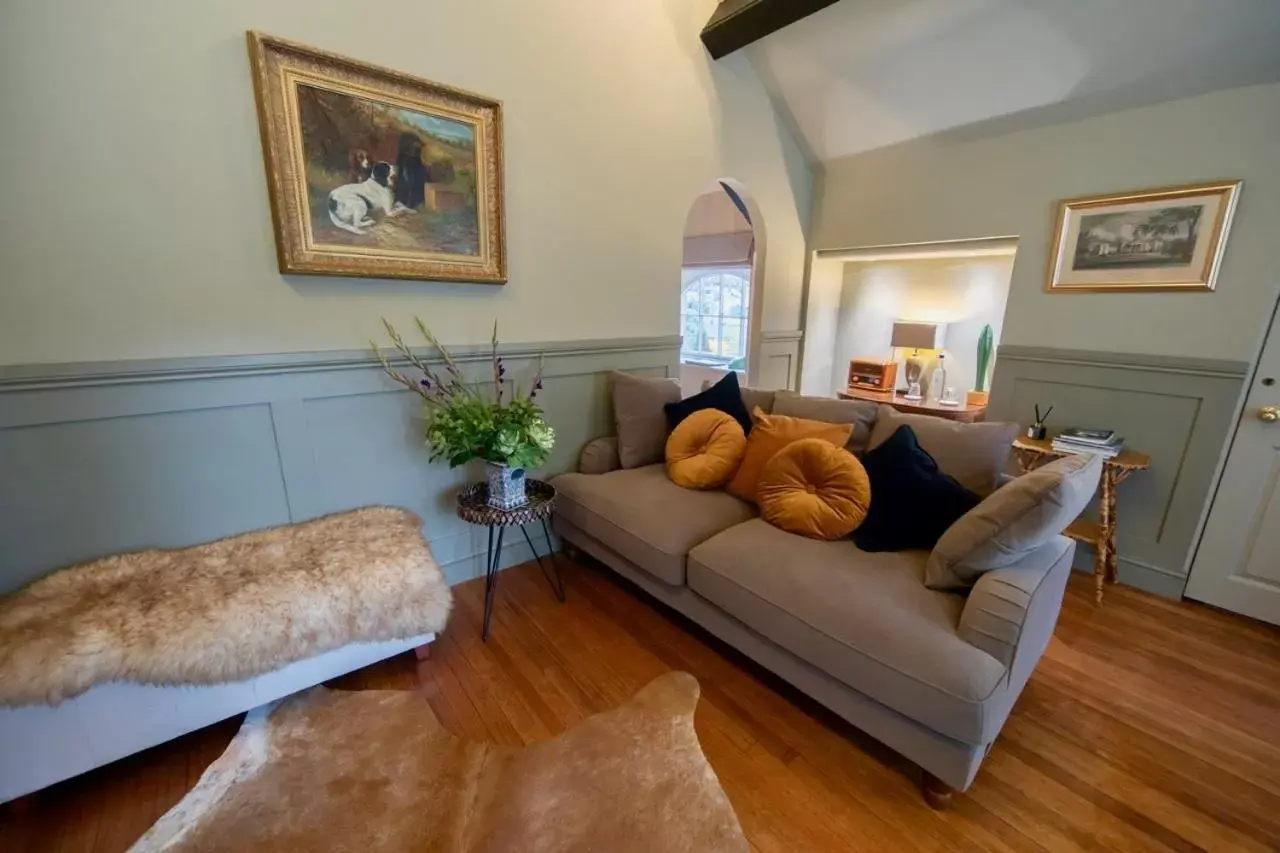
[958,537,1074,671]
[578,436,622,475]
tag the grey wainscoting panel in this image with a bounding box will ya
[989,346,1249,598]
[0,403,291,591]
[758,330,803,390]
[0,337,680,593]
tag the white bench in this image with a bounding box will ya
[0,506,451,802]
[0,632,434,803]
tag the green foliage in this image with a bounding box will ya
[424,395,553,470]
[975,324,994,392]
[372,318,554,470]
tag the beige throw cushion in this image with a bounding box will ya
[926,453,1103,591]
[867,406,1018,495]
[771,391,879,455]
[611,372,681,469]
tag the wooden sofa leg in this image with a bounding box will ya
[922,772,955,810]
[413,643,432,661]
[563,542,583,562]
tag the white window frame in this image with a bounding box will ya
[680,266,752,368]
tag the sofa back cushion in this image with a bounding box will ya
[701,378,776,417]
[926,452,1103,590]
[867,406,1018,495]
[611,372,681,469]
[725,409,853,504]
[771,391,879,455]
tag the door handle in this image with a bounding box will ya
[1259,405,1279,423]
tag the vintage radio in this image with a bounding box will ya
[846,358,898,392]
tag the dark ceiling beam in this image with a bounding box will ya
[701,0,843,60]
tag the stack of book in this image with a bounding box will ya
[1052,427,1124,458]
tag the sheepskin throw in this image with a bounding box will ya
[0,507,451,707]
[129,672,747,853]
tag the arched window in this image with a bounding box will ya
[681,267,751,369]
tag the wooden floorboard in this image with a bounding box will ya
[3,556,1279,852]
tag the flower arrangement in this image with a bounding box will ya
[372,318,555,474]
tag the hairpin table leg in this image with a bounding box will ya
[482,525,505,641]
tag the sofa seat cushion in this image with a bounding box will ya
[686,519,1007,744]
[551,466,756,586]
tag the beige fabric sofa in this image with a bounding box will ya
[551,391,1083,805]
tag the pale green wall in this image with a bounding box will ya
[801,83,1278,596]
[0,0,812,366]
[0,338,681,592]
[987,347,1248,597]
[810,83,1280,365]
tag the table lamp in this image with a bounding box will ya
[890,321,947,398]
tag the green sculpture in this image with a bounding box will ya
[975,325,994,392]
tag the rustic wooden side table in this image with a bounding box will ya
[1011,437,1150,604]
[457,479,565,640]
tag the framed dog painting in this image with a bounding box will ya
[247,32,506,283]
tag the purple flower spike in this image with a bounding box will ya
[420,377,431,389]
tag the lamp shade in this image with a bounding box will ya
[890,321,946,350]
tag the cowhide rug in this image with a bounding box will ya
[129,671,747,852]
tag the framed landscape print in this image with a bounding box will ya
[247,32,506,283]
[1046,180,1241,293]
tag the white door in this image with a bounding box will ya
[1186,312,1280,626]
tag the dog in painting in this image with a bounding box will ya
[348,149,373,184]
[327,161,404,235]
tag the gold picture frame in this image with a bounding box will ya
[1045,180,1241,293]
[247,32,506,283]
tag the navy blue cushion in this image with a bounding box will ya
[853,425,981,553]
[664,372,754,436]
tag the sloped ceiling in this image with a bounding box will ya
[745,0,1280,163]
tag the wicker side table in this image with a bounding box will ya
[456,479,565,640]
[1011,438,1150,605]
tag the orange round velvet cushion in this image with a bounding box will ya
[757,438,871,540]
[665,409,748,490]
